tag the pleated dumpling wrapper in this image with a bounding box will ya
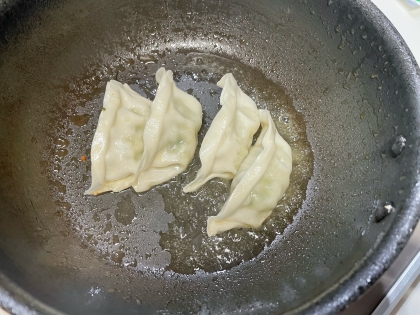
[183,73,260,193]
[132,68,203,192]
[207,109,292,236]
[85,80,152,195]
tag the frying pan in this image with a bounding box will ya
[1,0,420,314]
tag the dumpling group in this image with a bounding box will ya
[85,68,202,195]
[86,69,292,236]
[182,73,292,236]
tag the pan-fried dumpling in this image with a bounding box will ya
[207,109,292,236]
[132,68,203,192]
[183,73,259,193]
[85,80,152,195]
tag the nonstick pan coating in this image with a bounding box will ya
[0,0,420,314]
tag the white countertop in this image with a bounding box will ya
[371,0,420,64]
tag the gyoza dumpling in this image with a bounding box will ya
[207,109,292,236]
[85,80,152,195]
[132,68,202,192]
[183,73,260,193]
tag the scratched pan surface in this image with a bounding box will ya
[0,0,420,314]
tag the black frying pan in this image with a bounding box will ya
[0,0,420,314]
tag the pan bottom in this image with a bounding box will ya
[47,51,314,274]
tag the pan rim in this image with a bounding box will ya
[0,0,420,314]
[285,0,420,313]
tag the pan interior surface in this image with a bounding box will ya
[0,0,419,314]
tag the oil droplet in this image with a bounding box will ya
[52,180,67,194]
[92,213,100,222]
[55,149,68,157]
[55,200,71,211]
[104,221,112,233]
[115,196,136,225]
[69,114,91,126]
[139,54,158,64]
[110,251,125,264]
[54,137,70,148]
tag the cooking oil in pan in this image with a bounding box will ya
[47,51,313,275]
[157,53,314,273]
